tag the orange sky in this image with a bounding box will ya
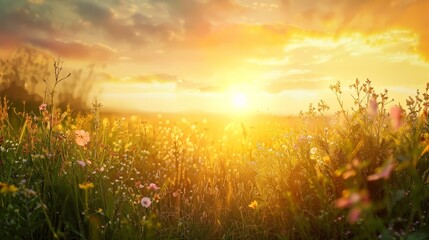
[0,0,428,114]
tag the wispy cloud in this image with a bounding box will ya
[29,39,116,60]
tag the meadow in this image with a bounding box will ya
[1,75,429,239]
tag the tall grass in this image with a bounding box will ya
[0,63,428,239]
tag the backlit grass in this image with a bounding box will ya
[1,71,429,239]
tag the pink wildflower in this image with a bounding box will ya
[75,130,90,147]
[368,159,394,181]
[335,192,362,209]
[335,190,370,224]
[135,181,144,189]
[77,160,86,167]
[39,103,47,111]
[147,183,160,190]
[173,189,181,198]
[390,106,403,130]
[140,197,151,208]
[348,207,362,224]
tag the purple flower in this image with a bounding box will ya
[140,197,151,208]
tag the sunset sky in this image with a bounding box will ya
[1,0,428,114]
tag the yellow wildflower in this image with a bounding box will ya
[0,182,19,194]
[248,200,258,209]
[79,182,94,190]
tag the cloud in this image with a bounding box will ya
[73,1,176,44]
[130,74,180,84]
[196,85,225,93]
[279,0,429,61]
[0,2,58,42]
[0,0,175,59]
[2,0,429,62]
[115,73,203,92]
[259,68,331,93]
[0,0,291,61]
[29,39,116,60]
[156,0,245,39]
[263,79,329,93]
[75,1,114,26]
[197,23,300,49]
[27,0,45,5]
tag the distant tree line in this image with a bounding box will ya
[0,46,97,112]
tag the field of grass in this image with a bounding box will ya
[1,78,429,239]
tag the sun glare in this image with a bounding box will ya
[232,92,248,109]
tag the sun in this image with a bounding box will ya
[232,92,248,109]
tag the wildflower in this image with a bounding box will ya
[79,182,94,190]
[153,193,161,202]
[320,156,329,164]
[0,182,19,194]
[336,191,362,208]
[368,159,394,181]
[248,200,258,209]
[23,188,37,198]
[172,189,181,198]
[336,159,362,179]
[135,181,144,189]
[77,160,86,167]
[348,207,362,224]
[141,197,151,208]
[39,103,47,111]
[390,106,403,130]
[342,169,356,179]
[75,130,90,146]
[96,208,104,214]
[147,183,160,190]
[335,190,370,224]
